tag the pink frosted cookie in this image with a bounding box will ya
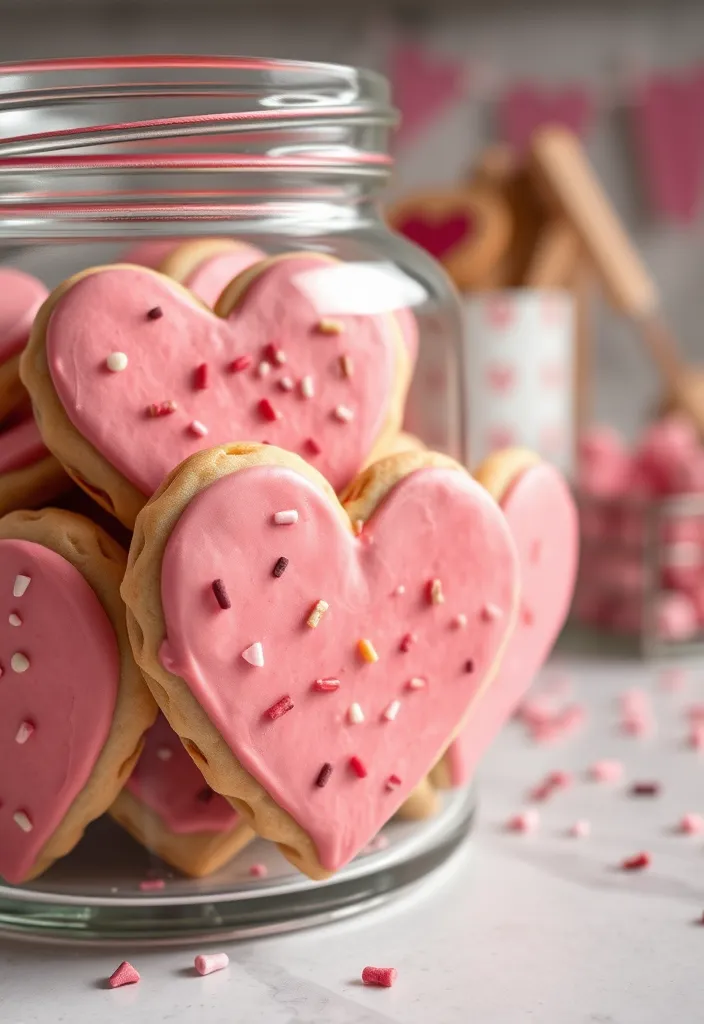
[157,238,266,308]
[433,448,578,788]
[0,412,70,517]
[111,714,254,877]
[0,508,155,884]
[0,268,49,421]
[121,444,519,878]
[21,255,409,527]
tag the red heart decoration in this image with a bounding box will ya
[443,460,578,784]
[44,256,403,497]
[396,212,475,260]
[485,296,515,329]
[487,364,516,394]
[156,459,518,871]
[389,44,465,147]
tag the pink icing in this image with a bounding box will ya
[159,463,517,871]
[182,245,265,307]
[46,259,398,496]
[0,417,49,474]
[0,269,48,363]
[445,463,578,785]
[127,713,239,835]
[0,539,119,883]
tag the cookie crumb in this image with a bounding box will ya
[108,962,140,988]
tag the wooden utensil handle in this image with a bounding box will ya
[524,219,580,287]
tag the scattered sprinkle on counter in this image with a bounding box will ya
[362,967,397,988]
[108,962,140,988]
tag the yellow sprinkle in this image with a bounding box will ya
[317,318,345,336]
[358,638,379,663]
[430,578,445,606]
[353,519,364,536]
[340,354,354,378]
[306,599,329,628]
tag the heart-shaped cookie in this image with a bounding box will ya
[0,509,155,883]
[157,238,266,308]
[434,449,578,787]
[21,254,408,527]
[0,268,49,422]
[0,413,70,518]
[122,444,519,878]
[111,713,254,878]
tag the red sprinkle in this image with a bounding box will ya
[147,400,177,417]
[263,342,285,365]
[385,773,402,790]
[464,659,475,673]
[530,770,572,802]
[399,632,416,653]
[249,863,268,878]
[146,306,163,320]
[108,961,140,988]
[211,578,231,609]
[316,762,333,787]
[621,851,651,871]
[304,437,322,455]
[312,678,340,692]
[349,755,368,779]
[194,362,209,390]
[139,878,165,892]
[258,398,281,422]
[266,695,294,720]
[228,354,252,373]
[362,967,397,988]
[630,781,660,796]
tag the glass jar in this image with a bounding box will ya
[0,56,470,943]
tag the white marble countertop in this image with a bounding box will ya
[2,652,703,1024]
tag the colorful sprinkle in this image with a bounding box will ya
[106,352,128,372]
[316,318,344,335]
[427,578,444,605]
[156,747,173,762]
[272,556,289,578]
[630,781,660,796]
[306,599,329,628]
[10,653,29,674]
[13,810,32,832]
[257,360,271,378]
[353,519,364,536]
[385,773,402,790]
[211,579,231,610]
[188,419,209,437]
[139,878,165,892]
[349,755,368,778]
[8,613,21,627]
[312,678,340,693]
[393,585,406,596]
[147,306,163,320]
[305,437,322,455]
[464,659,474,673]
[242,642,264,667]
[333,404,354,423]
[300,375,315,399]
[315,762,333,788]
[195,953,229,977]
[264,343,286,366]
[506,809,539,833]
[147,400,177,417]
[259,398,281,422]
[274,509,298,525]
[482,602,503,621]
[452,613,467,629]
[406,677,426,691]
[362,966,397,988]
[382,700,401,722]
[530,770,572,801]
[249,863,268,878]
[340,354,354,378]
[266,695,294,720]
[358,638,378,663]
[108,962,140,989]
[278,376,294,392]
[348,702,365,724]
[15,721,34,745]
[589,759,623,783]
[193,362,208,390]
[621,851,650,871]
[228,354,252,373]
[679,813,704,834]
[399,632,416,652]
[13,575,30,598]
[569,820,591,838]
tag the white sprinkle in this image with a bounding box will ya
[300,375,315,399]
[273,348,287,366]
[348,702,365,725]
[569,820,591,838]
[383,700,401,722]
[242,642,264,668]
[482,602,503,621]
[11,653,29,673]
[274,509,298,525]
[407,677,426,691]
[106,351,128,372]
[333,404,354,423]
[429,578,444,605]
[393,585,406,596]
[13,811,32,833]
[156,747,173,762]
[452,613,468,629]
[15,721,34,745]
[385,776,402,791]
[278,376,294,392]
[8,613,21,627]
[340,354,354,378]
[306,599,329,629]
[189,420,209,437]
[257,360,271,378]
[13,575,31,598]
[317,318,344,335]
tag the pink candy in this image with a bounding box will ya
[194,953,229,976]
[108,961,140,988]
[506,809,540,833]
[589,759,624,783]
[362,966,397,988]
[679,813,704,834]
[139,878,165,892]
[568,819,591,838]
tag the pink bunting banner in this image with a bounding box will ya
[632,68,704,224]
[389,43,466,148]
[497,83,594,153]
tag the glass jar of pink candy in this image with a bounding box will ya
[0,56,476,942]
